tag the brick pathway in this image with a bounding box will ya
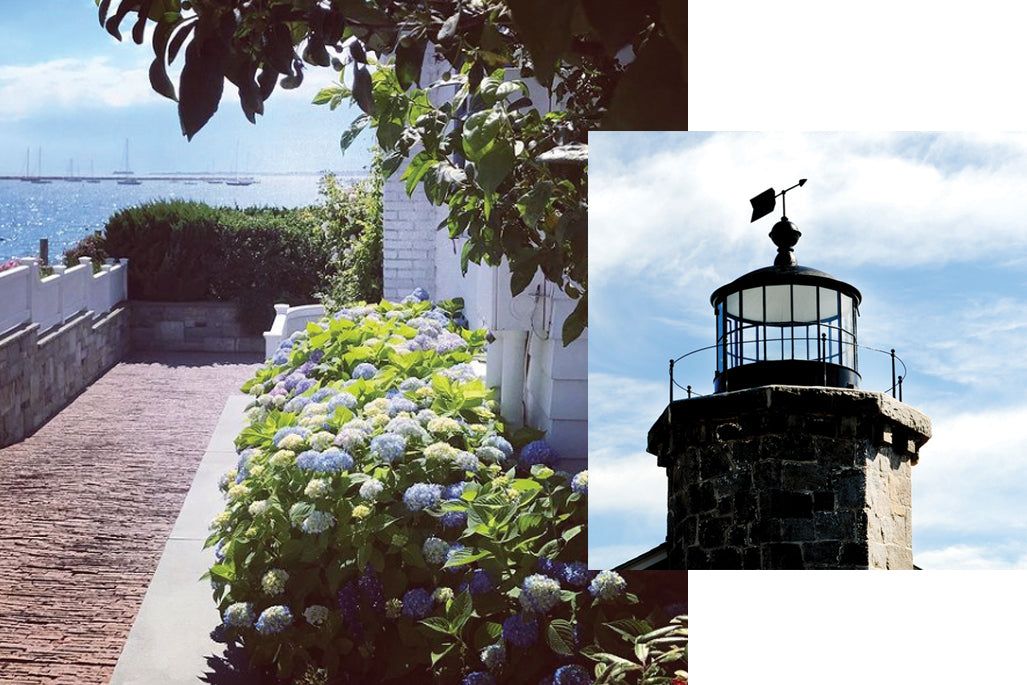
[0,351,261,684]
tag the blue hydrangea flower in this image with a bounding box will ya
[520,440,559,469]
[537,557,564,577]
[502,613,539,648]
[588,571,627,601]
[370,433,407,464]
[337,582,363,641]
[283,372,307,391]
[310,387,336,402]
[571,470,588,495]
[359,478,384,500]
[553,665,593,685]
[296,450,320,470]
[301,510,336,534]
[385,416,428,441]
[467,569,495,595]
[327,392,357,411]
[387,396,419,416]
[439,363,478,383]
[309,348,324,363]
[561,562,594,589]
[454,451,480,473]
[441,510,468,528]
[255,605,292,635]
[434,331,467,353]
[352,362,378,380]
[399,377,426,392]
[358,565,385,614]
[462,672,496,685]
[314,447,354,473]
[222,602,255,628]
[283,396,312,414]
[403,483,443,512]
[476,445,506,464]
[482,435,513,457]
[519,574,562,614]
[294,378,315,394]
[401,588,433,619]
[422,309,449,324]
[444,482,467,500]
[272,349,289,366]
[272,426,309,447]
[480,642,506,671]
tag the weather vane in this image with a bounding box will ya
[749,178,807,223]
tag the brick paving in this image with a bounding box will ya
[0,351,261,685]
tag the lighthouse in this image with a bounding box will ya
[644,181,932,570]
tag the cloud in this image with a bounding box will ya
[0,56,158,121]
[914,544,1027,571]
[589,132,1027,294]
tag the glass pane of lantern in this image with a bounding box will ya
[792,284,818,323]
[741,287,763,322]
[841,295,854,334]
[819,287,839,321]
[726,291,740,318]
[764,284,791,323]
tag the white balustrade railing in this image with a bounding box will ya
[0,257,128,337]
[263,303,326,359]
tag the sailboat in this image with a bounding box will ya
[225,141,256,186]
[29,148,51,184]
[116,140,142,185]
[65,158,82,182]
[85,160,101,183]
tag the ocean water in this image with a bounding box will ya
[0,173,362,262]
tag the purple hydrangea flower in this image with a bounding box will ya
[462,673,496,685]
[358,565,384,614]
[338,581,364,641]
[401,588,434,619]
[502,613,539,648]
[283,372,307,391]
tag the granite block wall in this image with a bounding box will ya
[130,301,263,354]
[1,307,129,446]
[647,385,931,570]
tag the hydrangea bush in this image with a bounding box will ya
[206,295,683,683]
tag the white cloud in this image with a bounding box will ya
[587,544,656,571]
[0,56,160,121]
[914,544,1027,571]
[590,132,1027,293]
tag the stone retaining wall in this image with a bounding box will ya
[131,301,263,354]
[0,306,130,447]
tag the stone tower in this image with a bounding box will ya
[648,186,931,569]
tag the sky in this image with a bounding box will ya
[589,131,1027,571]
[0,1,372,175]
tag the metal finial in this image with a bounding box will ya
[749,179,807,266]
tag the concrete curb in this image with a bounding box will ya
[109,394,250,685]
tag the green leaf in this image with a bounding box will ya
[352,63,374,114]
[506,0,573,86]
[420,616,455,636]
[476,140,515,195]
[402,151,437,196]
[547,619,576,656]
[561,293,587,345]
[394,36,426,90]
[462,109,505,162]
[178,26,228,139]
[443,547,492,569]
[602,32,687,130]
[516,181,552,228]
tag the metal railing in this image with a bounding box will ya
[669,337,908,404]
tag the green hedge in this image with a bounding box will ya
[63,169,384,336]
